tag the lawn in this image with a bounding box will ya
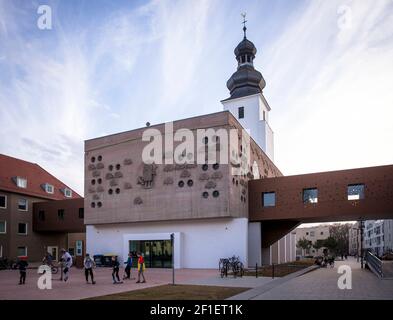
[86,284,249,300]
[243,259,315,278]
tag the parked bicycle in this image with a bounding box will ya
[219,256,244,278]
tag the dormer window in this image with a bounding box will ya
[63,188,72,198]
[44,183,54,194]
[14,177,27,189]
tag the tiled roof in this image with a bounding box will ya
[0,154,81,200]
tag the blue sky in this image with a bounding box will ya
[1,0,393,195]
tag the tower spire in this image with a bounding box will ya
[241,13,247,39]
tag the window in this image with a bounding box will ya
[17,247,27,257]
[321,232,324,235]
[348,184,365,200]
[238,107,245,119]
[18,223,27,235]
[262,192,276,207]
[15,177,27,188]
[303,188,318,204]
[202,164,208,171]
[63,188,72,198]
[78,208,84,219]
[310,231,315,237]
[0,221,6,234]
[18,199,28,211]
[58,209,64,220]
[0,195,6,209]
[44,183,54,194]
[38,210,45,221]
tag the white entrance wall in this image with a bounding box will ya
[248,222,262,267]
[86,218,249,269]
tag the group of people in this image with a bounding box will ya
[18,249,146,285]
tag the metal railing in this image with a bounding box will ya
[365,251,383,278]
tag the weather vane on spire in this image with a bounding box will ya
[241,12,247,38]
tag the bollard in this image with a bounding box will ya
[272,263,275,279]
[256,263,258,278]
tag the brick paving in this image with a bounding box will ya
[0,267,217,300]
[250,258,393,300]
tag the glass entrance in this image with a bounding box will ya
[129,240,172,268]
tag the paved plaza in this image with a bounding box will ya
[0,267,217,300]
[231,258,393,300]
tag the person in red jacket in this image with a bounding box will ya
[136,252,146,283]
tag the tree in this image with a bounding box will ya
[323,237,338,255]
[297,237,312,257]
[329,224,350,256]
[313,239,325,252]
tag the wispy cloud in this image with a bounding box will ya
[0,0,392,195]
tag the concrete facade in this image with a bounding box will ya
[295,225,330,257]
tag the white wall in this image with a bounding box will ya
[222,93,274,161]
[86,218,249,269]
[248,222,262,267]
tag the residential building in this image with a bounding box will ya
[295,225,330,257]
[0,154,84,262]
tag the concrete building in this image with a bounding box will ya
[0,154,84,262]
[348,222,361,256]
[295,225,330,257]
[85,28,296,268]
[364,220,393,257]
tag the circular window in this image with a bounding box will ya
[115,188,120,194]
[187,180,193,187]
[108,165,114,171]
[91,179,96,185]
[202,164,208,171]
[178,181,185,188]
[91,157,96,163]
[91,202,96,208]
[213,163,219,170]
[97,202,102,208]
[213,190,219,198]
[116,164,121,170]
[108,189,113,195]
[98,155,102,162]
[98,178,102,184]
[202,192,209,199]
[203,137,208,145]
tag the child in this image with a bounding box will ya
[111,256,122,284]
[123,252,133,280]
[17,256,28,285]
[136,252,146,283]
[84,253,96,284]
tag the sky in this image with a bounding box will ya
[1,0,393,197]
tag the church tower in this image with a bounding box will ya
[221,18,274,161]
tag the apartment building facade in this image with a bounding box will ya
[0,154,84,262]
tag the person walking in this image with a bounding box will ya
[111,256,122,284]
[84,253,96,284]
[17,256,28,285]
[136,252,146,283]
[123,252,133,280]
[60,249,73,282]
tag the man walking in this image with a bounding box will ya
[84,253,96,284]
[60,249,73,282]
[123,252,133,280]
[136,252,146,283]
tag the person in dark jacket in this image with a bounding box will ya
[123,252,133,280]
[111,256,122,284]
[17,257,29,285]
